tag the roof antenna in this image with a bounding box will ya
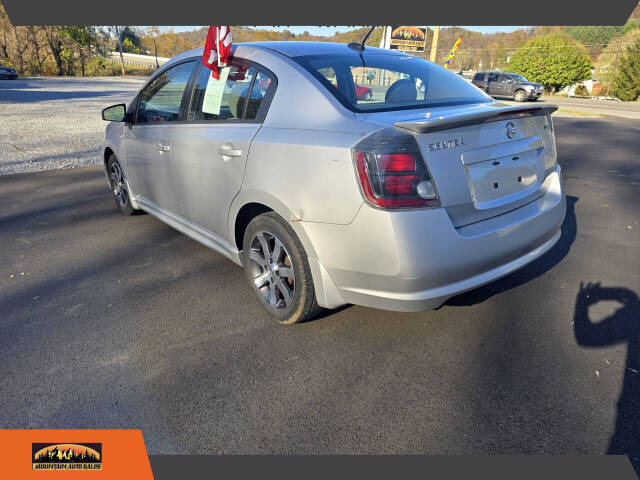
[348,26,376,52]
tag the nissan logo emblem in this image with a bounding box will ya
[505,122,517,139]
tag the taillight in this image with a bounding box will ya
[353,128,439,209]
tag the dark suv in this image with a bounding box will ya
[472,72,543,102]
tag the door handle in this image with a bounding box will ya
[218,146,243,158]
[157,143,171,152]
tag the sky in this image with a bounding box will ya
[162,26,529,35]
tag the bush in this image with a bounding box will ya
[509,34,592,93]
[574,85,590,97]
[85,56,154,77]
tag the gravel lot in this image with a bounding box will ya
[0,77,146,175]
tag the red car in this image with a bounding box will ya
[331,81,373,101]
[354,84,373,101]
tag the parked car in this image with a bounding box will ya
[102,42,565,324]
[0,65,18,80]
[472,71,543,102]
[354,84,373,101]
[332,81,372,101]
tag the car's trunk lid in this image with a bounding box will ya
[357,102,558,227]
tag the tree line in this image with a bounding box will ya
[0,4,154,76]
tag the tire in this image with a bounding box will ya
[242,212,322,325]
[107,154,140,216]
[514,89,526,102]
[363,90,372,101]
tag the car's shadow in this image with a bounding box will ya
[445,195,578,307]
[573,282,640,472]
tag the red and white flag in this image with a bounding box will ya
[202,26,232,79]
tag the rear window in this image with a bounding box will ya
[293,53,490,113]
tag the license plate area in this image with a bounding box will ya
[463,144,543,210]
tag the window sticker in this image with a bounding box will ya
[202,67,230,116]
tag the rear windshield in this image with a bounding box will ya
[293,53,490,113]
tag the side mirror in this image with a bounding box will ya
[102,104,128,122]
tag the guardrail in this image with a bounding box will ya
[106,52,171,68]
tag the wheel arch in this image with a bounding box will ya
[229,195,344,310]
[229,191,320,263]
[233,202,273,252]
[104,147,115,169]
[103,146,141,211]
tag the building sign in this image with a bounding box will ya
[389,26,427,52]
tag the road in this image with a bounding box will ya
[501,95,640,119]
[0,117,639,467]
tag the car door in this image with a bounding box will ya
[499,74,514,96]
[171,61,276,240]
[124,59,197,213]
[487,73,501,96]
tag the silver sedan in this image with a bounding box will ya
[102,41,565,324]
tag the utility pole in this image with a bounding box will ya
[114,25,125,76]
[430,26,439,63]
[379,26,387,48]
[153,38,159,70]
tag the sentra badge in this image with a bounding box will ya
[426,137,464,152]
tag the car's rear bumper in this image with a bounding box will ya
[303,167,565,311]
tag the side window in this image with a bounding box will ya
[136,61,196,123]
[488,73,499,82]
[188,63,256,121]
[245,70,274,120]
[473,73,484,82]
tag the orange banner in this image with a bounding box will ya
[0,430,153,479]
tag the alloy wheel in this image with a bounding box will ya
[109,162,129,207]
[248,231,296,310]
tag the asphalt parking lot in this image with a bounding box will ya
[1,75,640,465]
[1,115,638,465]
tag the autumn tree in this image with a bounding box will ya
[59,26,100,76]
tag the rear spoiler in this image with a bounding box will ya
[395,104,558,134]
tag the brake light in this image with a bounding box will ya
[353,128,440,209]
[377,153,415,172]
